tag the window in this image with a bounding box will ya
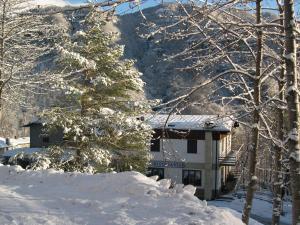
[42,136,49,143]
[187,139,197,153]
[147,167,164,180]
[182,170,202,186]
[150,139,160,152]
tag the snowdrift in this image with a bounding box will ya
[0,165,259,225]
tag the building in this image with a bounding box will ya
[23,121,63,148]
[0,121,60,167]
[21,115,237,200]
[146,114,238,200]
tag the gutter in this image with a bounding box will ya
[215,139,218,199]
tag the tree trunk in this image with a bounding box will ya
[272,60,285,225]
[272,5,285,224]
[272,100,284,225]
[0,0,6,110]
[242,0,263,224]
[284,0,300,224]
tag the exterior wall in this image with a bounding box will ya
[30,124,64,148]
[151,139,205,163]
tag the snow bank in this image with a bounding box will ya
[0,165,257,225]
[210,191,292,225]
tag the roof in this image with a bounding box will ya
[145,114,234,132]
[23,120,42,127]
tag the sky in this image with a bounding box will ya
[68,0,164,15]
[68,0,300,16]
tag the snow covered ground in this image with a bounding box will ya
[210,191,292,225]
[0,164,261,225]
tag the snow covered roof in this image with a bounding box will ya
[146,114,234,132]
[23,120,42,127]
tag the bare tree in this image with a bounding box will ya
[0,0,59,135]
[284,0,300,224]
[271,2,286,224]
[241,1,263,223]
[139,1,289,223]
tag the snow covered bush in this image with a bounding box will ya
[7,152,51,170]
[42,8,152,173]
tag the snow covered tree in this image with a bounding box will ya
[42,8,152,173]
[0,0,59,136]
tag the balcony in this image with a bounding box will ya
[219,151,236,166]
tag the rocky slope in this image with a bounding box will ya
[5,2,272,136]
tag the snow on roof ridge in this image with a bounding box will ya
[146,114,234,131]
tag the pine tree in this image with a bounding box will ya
[43,9,152,173]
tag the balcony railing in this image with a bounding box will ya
[219,151,236,166]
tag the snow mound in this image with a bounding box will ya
[0,164,258,225]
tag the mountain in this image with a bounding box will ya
[3,3,260,136]
[117,4,201,101]
[35,4,209,109]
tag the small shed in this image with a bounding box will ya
[23,121,64,148]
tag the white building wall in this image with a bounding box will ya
[150,139,205,163]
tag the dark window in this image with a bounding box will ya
[42,136,49,143]
[147,167,164,180]
[150,139,160,152]
[187,140,197,153]
[183,170,202,186]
